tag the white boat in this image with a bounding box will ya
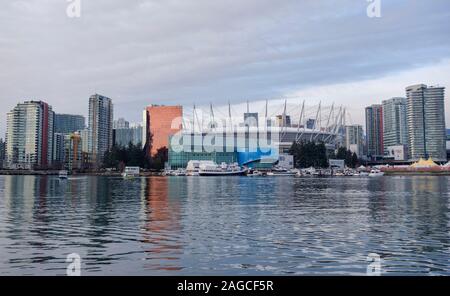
[198,162,246,176]
[368,169,384,177]
[267,168,297,176]
[247,170,263,177]
[173,168,187,176]
[186,160,201,176]
[122,167,140,179]
[58,170,68,179]
[303,167,316,175]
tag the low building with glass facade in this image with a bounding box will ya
[168,150,239,169]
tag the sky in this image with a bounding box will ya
[1,0,450,137]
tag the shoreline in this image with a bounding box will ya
[2,170,450,177]
[0,170,162,176]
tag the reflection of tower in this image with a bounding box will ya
[3,176,38,220]
[141,177,182,271]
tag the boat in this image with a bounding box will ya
[122,166,140,179]
[173,168,187,176]
[368,169,384,177]
[186,161,201,176]
[58,170,68,179]
[267,167,297,176]
[247,170,263,177]
[198,162,246,176]
[303,167,316,176]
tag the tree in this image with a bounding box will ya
[351,152,359,168]
[333,147,359,168]
[152,147,168,171]
[103,142,150,170]
[289,140,329,168]
[335,147,347,160]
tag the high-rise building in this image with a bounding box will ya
[80,128,89,153]
[406,84,446,161]
[113,118,129,129]
[6,101,54,169]
[0,138,5,168]
[52,133,65,168]
[64,133,82,171]
[382,97,408,154]
[143,105,183,156]
[365,104,383,159]
[54,114,85,134]
[113,123,143,148]
[345,125,364,157]
[88,94,113,166]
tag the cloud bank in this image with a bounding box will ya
[0,0,449,136]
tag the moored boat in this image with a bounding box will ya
[198,162,246,176]
[266,168,297,176]
[122,167,140,179]
[368,169,384,177]
[58,170,68,179]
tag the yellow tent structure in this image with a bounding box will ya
[410,158,438,168]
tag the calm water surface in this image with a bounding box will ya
[0,175,449,275]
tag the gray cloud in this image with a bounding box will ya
[1,0,450,136]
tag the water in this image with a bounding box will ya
[0,175,449,275]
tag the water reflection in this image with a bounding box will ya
[141,177,183,271]
[0,175,449,275]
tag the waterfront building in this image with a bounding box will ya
[167,102,345,169]
[382,97,408,155]
[54,114,85,134]
[64,133,83,171]
[52,133,65,168]
[345,125,364,158]
[143,105,183,157]
[278,154,294,169]
[406,84,446,161]
[329,159,345,169]
[88,94,113,166]
[168,149,239,170]
[365,104,384,160]
[6,101,54,169]
[113,123,143,148]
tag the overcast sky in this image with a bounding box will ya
[1,0,450,137]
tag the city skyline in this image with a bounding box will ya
[1,1,450,137]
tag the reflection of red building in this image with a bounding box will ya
[142,177,182,271]
[143,105,183,157]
